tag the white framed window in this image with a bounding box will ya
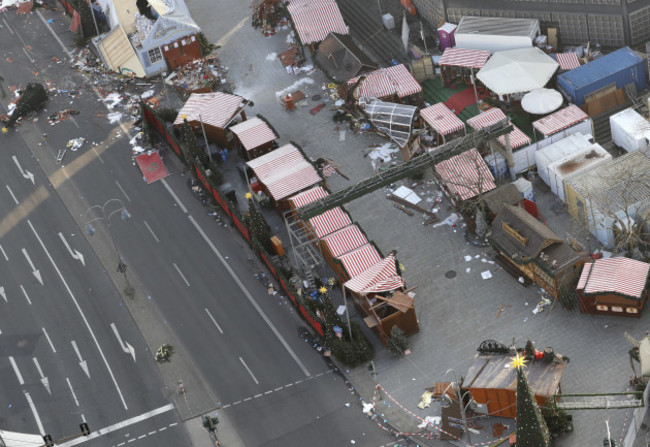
[626,307,639,314]
[148,47,162,64]
[612,306,623,312]
[596,305,608,311]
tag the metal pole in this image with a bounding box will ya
[471,68,479,106]
[458,388,471,445]
[342,286,353,338]
[377,0,382,20]
[198,114,213,163]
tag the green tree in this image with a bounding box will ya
[514,353,551,447]
[182,119,204,168]
[246,195,272,252]
[386,326,408,356]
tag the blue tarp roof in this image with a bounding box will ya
[558,47,642,90]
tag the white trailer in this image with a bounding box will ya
[610,108,650,155]
[547,143,612,202]
[454,16,540,54]
[535,133,593,188]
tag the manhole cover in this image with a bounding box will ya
[445,270,457,279]
[312,94,322,101]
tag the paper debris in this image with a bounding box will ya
[481,270,492,280]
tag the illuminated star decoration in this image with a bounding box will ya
[510,351,528,370]
[182,114,187,120]
[1,127,7,134]
[245,192,253,199]
[319,286,328,294]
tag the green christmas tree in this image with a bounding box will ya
[245,194,272,252]
[182,119,204,168]
[513,352,552,447]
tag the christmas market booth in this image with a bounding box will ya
[314,32,377,82]
[343,252,419,345]
[420,103,466,146]
[229,116,278,161]
[438,47,490,90]
[489,205,588,302]
[464,342,568,418]
[345,64,423,106]
[246,144,323,210]
[173,92,249,147]
[577,257,650,317]
[286,0,348,53]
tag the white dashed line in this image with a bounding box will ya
[254,394,263,398]
[137,435,146,440]
[143,220,159,243]
[148,431,156,436]
[6,185,19,205]
[158,427,167,432]
[168,423,177,427]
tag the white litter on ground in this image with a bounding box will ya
[140,89,155,99]
[66,137,85,151]
[464,255,472,262]
[367,142,399,171]
[107,112,123,123]
[275,77,314,99]
[481,270,492,280]
[102,92,122,109]
[266,52,277,61]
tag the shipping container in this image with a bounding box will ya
[535,133,593,188]
[454,16,539,54]
[547,143,611,202]
[557,47,647,106]
[609,108,650,155]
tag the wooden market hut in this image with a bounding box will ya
[438,47,490,89]
[481,183,524,223]
[286,0,348,52]
[489,205,587,299]
[314,32,377,82]
[420,103,466,145]
[229,117,278,160]
[345,64,423,106]
[550,53,581,73]
[532,105,591,142]
[246,144,323,210]
[173,92,248,147]
[464,351,567,418]
[343,253,419,344]
[320,224,369,275]
[577,257,650,317]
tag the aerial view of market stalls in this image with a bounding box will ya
[25,0,650,444]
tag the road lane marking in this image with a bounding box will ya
[28,220,128,410]
[6,185,19,205]
[33,357,51,395]
[58,232,85,266]
[0,286,6,302]
[110,323,136,362]
[0,243,7,260]
[239,357,259,385]
[173,263,190,287]
[20,285,32,305]
[42,327,56,352]
[161,178,188,213]
[12,155,35,184]
[22,47,34,63]
[143,220,159,242]
[115,180,131,202]
[92,146,104,163]
[9,356,25,385]
[2,18,14,34]
[204,308,223,334]
[21,248,43,285]
[168,423,177,427]
[70,116,80,128]
[24,391,45,435]
[71,340,90,378]
[36,10,72,59]
[188,214,311,377]
[58,404,175,446]
[66,377,80,406]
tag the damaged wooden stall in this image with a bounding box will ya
[229,116,278,160]
[343,64,423,106]
[343,253,419,345]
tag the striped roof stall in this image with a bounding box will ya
[420,103,465,136]
[439,47,490,69]
[309,207,352,238]
[533,105,588,138]
[551,53,581,71]
[229,117,277,151]
[336,244,382,279]
[578,258,650,299]
[286,0,348,45]
[344,253,405,294]
[247,144,322,201]
[348,64,422,99]
[467,108,531,149]
[288,185,329,208]
[173,92,245,128]
[434,148,496,201]
[321,225,369,257]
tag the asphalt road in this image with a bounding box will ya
[0,5,399,447]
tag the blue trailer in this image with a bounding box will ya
[557,47,647,106]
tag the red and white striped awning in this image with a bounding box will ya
[309,206,352,238]
[553,53,581,71]
[533,105,588,138]
[321,224,369,258]
[348,64,422,99]
[467,108,531,149]
[247,144,322,201]
[229,117,277,151]
[289,186,329,209]
[336,244,382,279]
[578,257,650,299]
[286,0,348,45]
[173,92,244,129]
[420,103,465,136]
[344,253,405,294]
[439,47,490,69]
[435,148,497,201]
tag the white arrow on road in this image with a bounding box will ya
[32,357,51,395]
[21,248,43,285]
[0,286,6,303]
[71,340,90,378]
[58,232,85,266]
[111,323,136,362]
[12,155,35,185]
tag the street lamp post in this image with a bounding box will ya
[445,368,475,445]
[83,198,133,296]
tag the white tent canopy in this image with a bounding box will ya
[521,88,564,114]
[477,47,559,96]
